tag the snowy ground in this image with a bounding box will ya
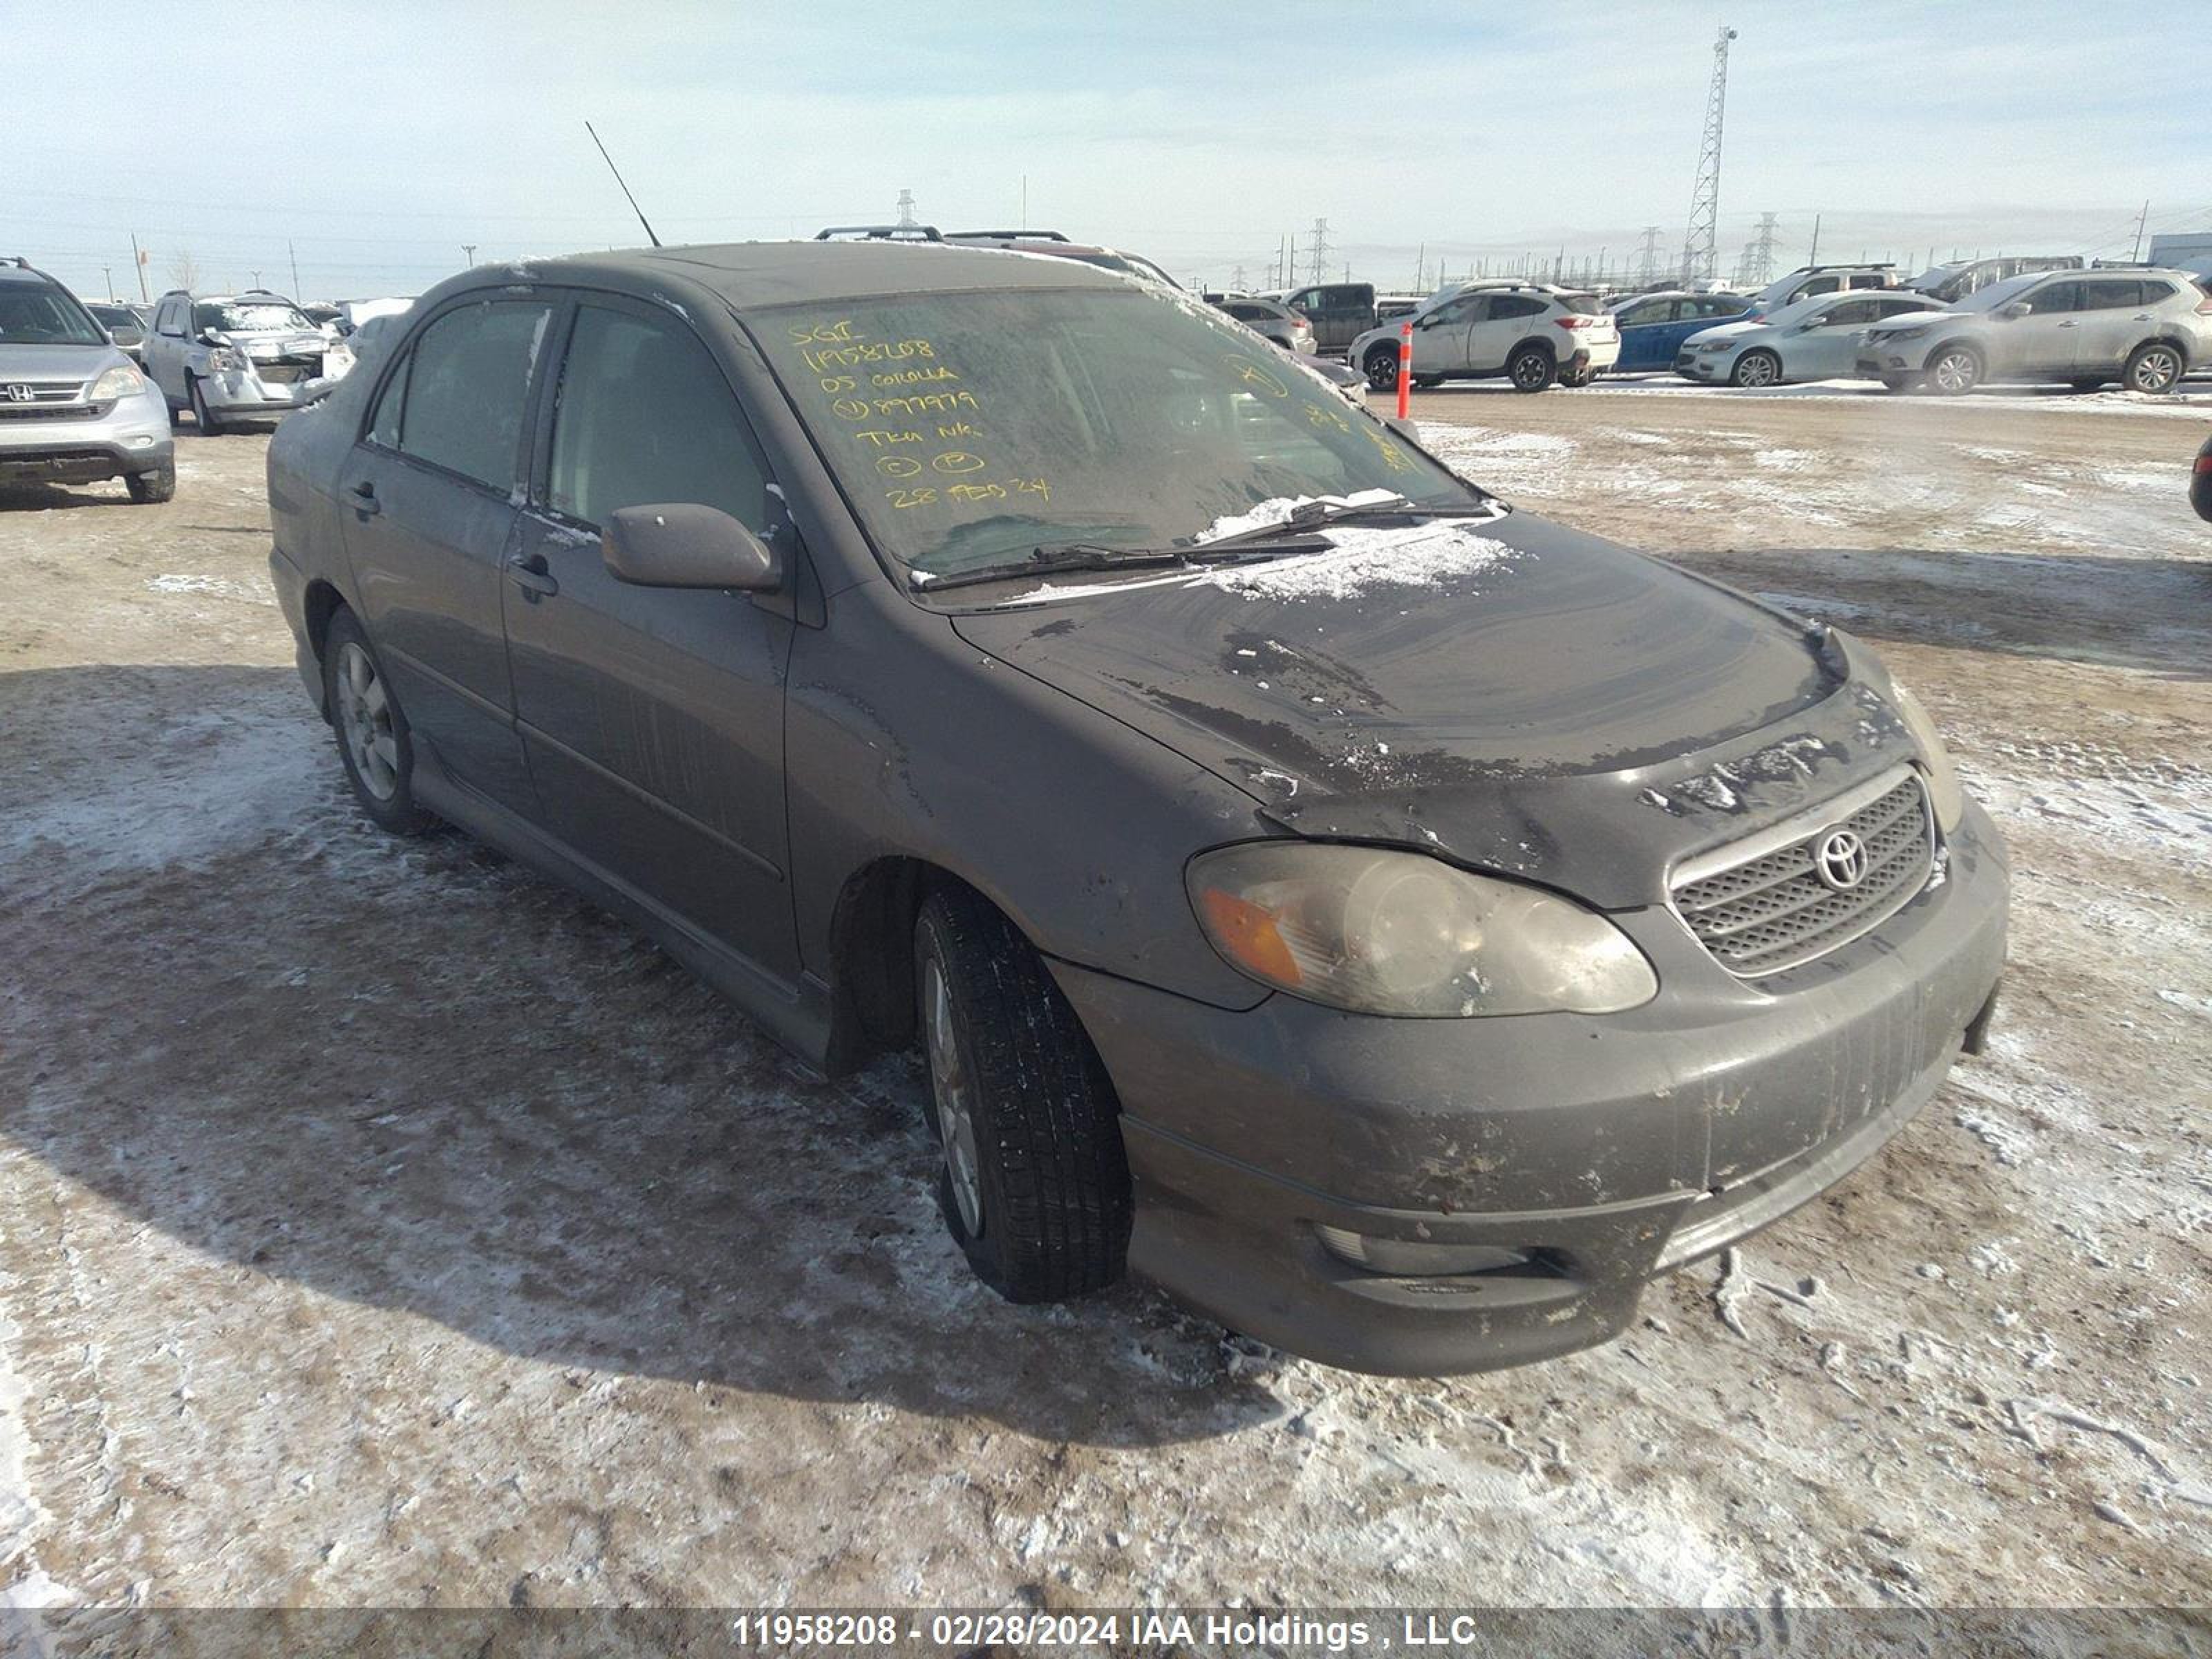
[1,391,2207,1620]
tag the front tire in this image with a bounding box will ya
[323,608,432,835]
[125,461,176,504]
[1508,344,1557,393]
[187,375,223,435]
[1362,345,1399,394]
[1927,345,1982,395]
[2121,342,2184,395]
[1880,375,1918,393]
[913,885,1130,1304]
[1730,349,1782,388]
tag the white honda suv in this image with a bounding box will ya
[1350,282,1620,395]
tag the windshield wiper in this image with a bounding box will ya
[913,536,1333,594]
[1194,494,1498,551]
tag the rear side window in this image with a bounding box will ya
[2079,280,2143,310]
[547,303,771,532]
[1492,294,1546,320]
[2138,280,2177,305]
[373,299,552,491]
[1226,302,1273,321]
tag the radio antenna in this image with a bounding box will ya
[585,120,662,248]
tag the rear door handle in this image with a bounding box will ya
[507,551,559,599]
[348,478,380,516]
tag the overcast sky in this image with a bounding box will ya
[10,0,2208,301]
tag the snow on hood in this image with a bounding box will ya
[1864,308,1953,333]
[1683,319,1765,347]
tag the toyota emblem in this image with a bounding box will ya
[2,384,32,403]
[1815,829,1869,891]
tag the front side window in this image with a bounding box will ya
[548,304,771,532]
[2025,281,2084,315]
[1421,295,1483,327]
[758,287,1481,580]
[373,299,551,491]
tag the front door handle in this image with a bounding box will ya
[348,478,380,517]
[2056,320,2078,328]
[507,551,559,600]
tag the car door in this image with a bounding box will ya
[2071,277,2150,374]
[502,294,799,979]
[2005,279,2083,377]
[145,296,185,402]
[1783,297,1873,380]
[336,292,553,813]
[1472,293,1546,371]
[1407,294,1481,373]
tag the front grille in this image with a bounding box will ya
[0,400,111,423]
[252,355,321,385]
[1671,773,1933,976]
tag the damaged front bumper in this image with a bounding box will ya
[1051,800,2008,1376]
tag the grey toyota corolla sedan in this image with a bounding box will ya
[267,242,2007,1376]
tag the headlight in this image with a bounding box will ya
[1188,843,1657,1017]
[1883,324,1933,343]
[1888,682,1965,833]
[1696,339,1732,353]
[87,364,146,401]
[207,346,247,372]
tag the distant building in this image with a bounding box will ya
[2147,233,2212,275]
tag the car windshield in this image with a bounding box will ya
[1558,292,1602,315]
[88,303,140,328]
[1951,273,2048,313]
[194,299,313,334]
[0,286,108,346]
[759,287,1483,581]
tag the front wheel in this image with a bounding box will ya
[1880,375,1918,393]
[187,375,223,435]
[1362,346,1400,394]
[323,608,432,835]
[1730,349,1782,388]
[1508,345,1557,393]
[913,885,1130,1304]
[2068,377,2108,393]
[125,461,176,504]
[2122,342,2184,395]
[1927,346,1982,395]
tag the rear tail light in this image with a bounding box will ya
[2195,453,2212,474]
[1554,315,1596,330]
[2196,294,2212,315]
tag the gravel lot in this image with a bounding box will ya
[3,382,2208,1618]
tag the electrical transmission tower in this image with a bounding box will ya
[1734,211,1779,288]
[1681,24,1737,283]
[1307,218,1330,287]
[895,188,918,229]
[1635,225,1664,285]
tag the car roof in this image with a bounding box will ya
[440,240,1125,315]
[0,263,65,288]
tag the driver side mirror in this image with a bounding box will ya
[2001,302,2032,319]
[603,503,783,592]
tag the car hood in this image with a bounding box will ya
[951,512,1912,906]
[0,343,126,384]
[1865,308,1954,335]
[1683,320,1767,348]
[227,329,330,357]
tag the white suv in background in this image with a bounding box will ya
[1857,268,2212,395]
[141,289,357,433]
[1349,282,1620,395]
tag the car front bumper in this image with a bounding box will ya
[1051,800,2008,1376]
[0,388,174,485]
[1675,349,1734,381]
[202,366,341,415]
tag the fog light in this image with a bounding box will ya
[1315,1225,1533,1277]
[126,434,154,448]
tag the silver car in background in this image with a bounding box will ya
[0,261,174,503]
[1858,268,2212,395]
[141,289,359,433]
[1678,290,1943,387]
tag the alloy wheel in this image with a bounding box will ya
[924,958,984,1236]
[1931,350,1979,394]
[335,641,400,800]
[1735,353,1779,388]
[2130,346,2181,393]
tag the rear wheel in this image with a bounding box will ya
[2068,377,2108,393]
[323,608,432,835]
[1730,349,1782,388]
[1927,345,1982,395]
[1362,345,1400,394]
[1508,344,1557,393]
[187,375,223,435]
[125,461,176,504]
[912,885,1130,1303]
[2121,341,2184,395]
